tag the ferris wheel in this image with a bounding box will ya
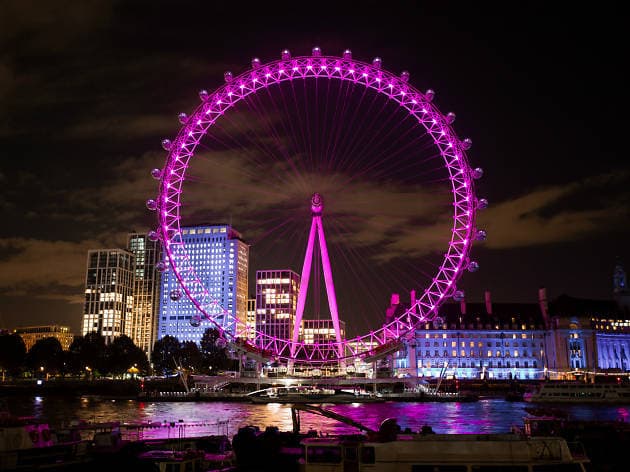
[146,47,486,365]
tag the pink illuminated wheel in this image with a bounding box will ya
[148,48,486,365]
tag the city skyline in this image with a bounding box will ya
[1,3,629,335]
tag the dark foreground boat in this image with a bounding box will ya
[516,407,630,472]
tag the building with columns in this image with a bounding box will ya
[390,265,630,380]
[14,325,75,351]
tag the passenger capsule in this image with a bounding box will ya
[476,229,487,241]
[150,168,162,180]
[199,89,209,101]
[281,49,291,60]
[224,71,233,83]
[178,112,188,124]
[425,89,435,102]
[161,139,172,151]
[477,198,488,210]
[400,71,410,83]
[461,138,473,150]
[251,58,261,69]
[343,49,352,59]
[452,290,465,302]
[445,112,456,124]
[372,57,382,68]
[312,46,322,56]
[155,261,168,272]
[147,230,159,242]
[169,289,182,301]
[146,199,157,211]
[472,167,484,179]
[467,261,480,272]
[190,315,201,328]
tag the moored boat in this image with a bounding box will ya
[299,431,589,472]
[524,381,630,403]
[247,385,384,404]
[0,415,90,470]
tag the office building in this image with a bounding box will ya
[127,233,161,357]
[82,249,134,343]
[301,319,346,345]
[246,297,256,340]
[158,224,249,344]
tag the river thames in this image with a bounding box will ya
[7,396,630,439]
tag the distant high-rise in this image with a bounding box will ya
[256,270,300,341]
[301,319,346,345]
[127,233,161,357]
[82,249,134,344]
[246,297,256,340]
[158,224,249,344]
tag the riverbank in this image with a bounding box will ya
[0,379,141,398]
[0,377,537,400]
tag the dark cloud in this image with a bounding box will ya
[479,171,630,249]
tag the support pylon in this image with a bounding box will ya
[291,193,344,361]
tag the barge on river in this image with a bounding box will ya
[525,381,630,403]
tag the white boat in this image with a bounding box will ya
[299,432,589,472]
[247,385,384,404]
[524,381,630,403]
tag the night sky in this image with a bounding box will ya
[1,2,629,336]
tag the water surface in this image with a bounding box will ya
[6,396,629,439]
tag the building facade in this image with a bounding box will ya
[391,287,630,380]
[127,233,161,357]
[14,325,75,351]
[82,249,135,344]
[158,224,249,344]
[396,298,546,380]
[255,270,300,341]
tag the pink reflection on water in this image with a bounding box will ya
[16,397,630,440]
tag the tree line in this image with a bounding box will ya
[0,328,235,380]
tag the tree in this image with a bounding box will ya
[151,335,181,375]
[67,332,107,377]
[0,333,27,378]
[106,335,149,377]
[200,328,230,373]
[25,337,63,375]
[66,336,86,376]
[178,341,203,372]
